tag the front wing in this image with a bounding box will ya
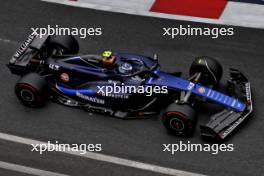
[200,69,253,140]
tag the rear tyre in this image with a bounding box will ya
[49,35,79,55]
[189,56,223,86]
[162,104,196,136]
[15,73,48,107]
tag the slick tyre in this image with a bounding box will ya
[49,35,79,55]
[162,104,196,136]
[189,56,223,86]
[15,73,48,107]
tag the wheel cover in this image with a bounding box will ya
[20,89,35,102]
[169,117,185,131]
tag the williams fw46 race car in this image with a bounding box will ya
[7,33,253,140]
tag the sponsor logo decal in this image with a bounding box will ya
[245,82,251,104]
[76,92,105,104]
[60,73,69,82]
[198,87,206,94]
[49,64,60,70]
[221,117,244,138]
[12,33,36,61]
[187,82,195,90]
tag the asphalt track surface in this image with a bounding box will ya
[0,0,264,176]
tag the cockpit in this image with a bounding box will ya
[79,54,140,75]
[63,52,159,78]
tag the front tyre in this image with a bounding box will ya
[189,56,223,86]
[162,104,196,136]
[15,73,48,107]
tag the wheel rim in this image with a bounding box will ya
[169,117,185,131]
[20,89,35,102]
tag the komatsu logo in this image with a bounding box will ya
[222,117,243,138]
[245,83,251,102]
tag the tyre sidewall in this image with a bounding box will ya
[162,104,196,136]
[189,57,223,86]
[15,73,47,107]
[15,83,42,107]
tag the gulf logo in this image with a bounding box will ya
[198,87,206,94]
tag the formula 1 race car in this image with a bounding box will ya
[7,33,253,140]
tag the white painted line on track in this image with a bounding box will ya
[0,132,206,176]
[0,38,19,45]
[0,161,69,176]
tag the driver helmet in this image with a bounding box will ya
[102,50,116,68]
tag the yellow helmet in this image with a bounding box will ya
[102,50,112,58]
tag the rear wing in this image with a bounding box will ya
[7,33,49,75]
[9,33,49,64]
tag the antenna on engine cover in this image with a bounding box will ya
[154,53,158,61]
